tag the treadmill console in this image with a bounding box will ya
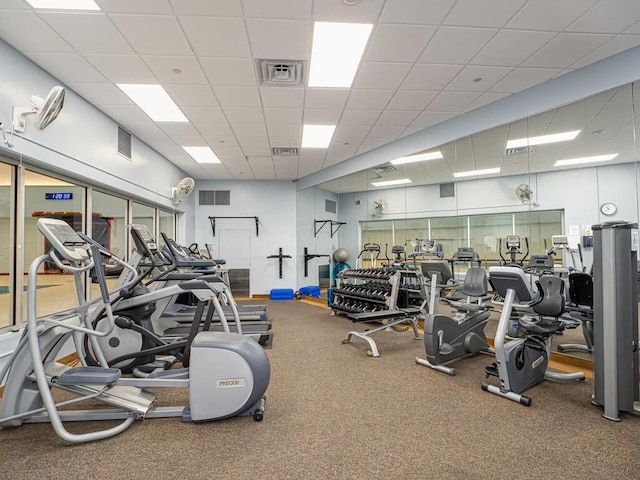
[37,218,89,262]
[454,247,476,261]
[552,235,569,249]
[505,235,521,249]
[130,224,157,252]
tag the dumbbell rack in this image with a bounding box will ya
[332,267,425,357]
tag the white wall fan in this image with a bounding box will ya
[372,199,388,216]
[13,85,65,133]
[172,177,196,205]
[515,183,540,207]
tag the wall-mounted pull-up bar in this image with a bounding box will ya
[314,219,346,238]
[209,216,259,237]
[303,247,330,277]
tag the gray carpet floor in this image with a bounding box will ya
[0,299,638,480]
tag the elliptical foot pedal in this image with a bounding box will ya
[55,366,121,386]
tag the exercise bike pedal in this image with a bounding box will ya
[439,343,454,355]
[485,363,499,378]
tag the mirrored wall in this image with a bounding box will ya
[297,80,640,362]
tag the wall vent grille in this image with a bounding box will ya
[117,126,131,159]
[440,183,455,198]
[199,190,230,206]
[325,199,336,213]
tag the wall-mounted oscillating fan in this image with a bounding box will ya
[373,199,388,216]
[172,177,195,205]
[13,85,65,133]
[515,183,540,206]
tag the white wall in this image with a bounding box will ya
[194,180,297,295]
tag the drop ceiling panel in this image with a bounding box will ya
[375,110,420,127]
[571,35,640,69]
[99,104,149,123]
[367,126,404,139]
[179,17,251,57]
[25,52,105,83]
[231,123,268,138]
[242,0,312,19]
[109,15,192,55]
[0,11,73,53]
[67,82,131,105]
[303,109,342,124]
[98,0,173,14]
[380,0,455,24]
[401,64,463,91]
[358,137,391,154]
[304,89,350,109]
[419,26,498,64]
[141,56,208,84]
[471,30,556,67]
[246,19,310,60]
[181,106,226,123]
[200,133,238,146]
[490,67,563,93]
[84,54,157,83]
[444,0,528,28]
[238,137,271,156]
[333,125,371,139]
[223,107,265,124]
[387,90,438,111]
[523,33,614,69]
[312,0,385,23]
[355,62,413,90]
[169,0,243,16]
[269,136,302,148]
[365,24,437,63]
[165,85,218,106]
[157,122,200,137]
[506,0,598,31]
[214,86,261,107]
[260,87,305,108]
[466,92,512,111]
[339,109,382,126]
[428,91,481,112]
[263,108,303,124]
[122,122,179,147]
[411,111,456,128]
[200,58,257,86]
[446,65,512,92]
[168,135,207,146]
[267,124,302,138]
[345,89,394,110]
[37,12,133,54]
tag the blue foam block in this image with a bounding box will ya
[270,288,294,300]
[299,285,321,298]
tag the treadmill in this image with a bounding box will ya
[127,225,273,348]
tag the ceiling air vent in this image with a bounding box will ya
[505,146,534,156]
[257,60,305,86]
[373,165,397,174]
[272,147,298,156]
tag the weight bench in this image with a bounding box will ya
[341,308,422,357]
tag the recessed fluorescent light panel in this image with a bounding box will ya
[506,130,580,149]
[554,153,618,167]
[453,167,500,179]
[183,147,221,164]
[390,151,443,165]
[301,124,336,148]
[371,178,412,187]
[308,22,373,88]
[25,0,100,10]
[117,84,187,122]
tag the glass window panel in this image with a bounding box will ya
[158,209,175,250]
[0,162,13,328]
[360,220,392,267]
[469,213,513,266]
[131,202,155,234]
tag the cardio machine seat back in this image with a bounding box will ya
[488,266,536,304]
[568,272,594,310]
[518,276,569,336]
[448,267,490,313]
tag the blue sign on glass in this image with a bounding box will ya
[45,193,73,200]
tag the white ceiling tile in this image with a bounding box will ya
[334,125,371,138]
[571,35,640,69]
[84,54,157,83]
[466,92,511,111]
[625,21,640,34]
[223,107,265,123]
[305,88,350,109]
[157,122,200,137]
[489,67,565,93]
[141,56,208,84]
[365,24,436,62]
[367,126,404,139]
[412,111,456,128]
[387,90,438,110]
[243,0,312,19]
[444,0,528,28]
[419,27,498,64]
[214,86,261,107]
[198,121,235,137]
[329,138,363,153]
[201,134,238,148]
[358,137,391,154]
[523,33,614,68]
[231,123,268,138]
[507,0,598,31]
[109,14,192,55]
[380,0,455,24]
[269,136,301,148]
[400,126,426,137]
[445,65,513,92]
[246,19,310,59]
[375,110,420,127]
[123,124,176,146]
[260,87,304,108]
[24,52,105,83]
[98,104,149,123]
[267,124,302,138]
[400,64,463,90]
[181,106,226,123]
[428,91,481,112]
[170,0,243,16]
[67,82,131,105]
[200,58,257,86]
[238,137,271,156]
[355,63,413,89]
[340,109,382,126]
[0,0,28,8]
[165,85,218,106]
[170,135,207,146]
[0,11,73,53]
[98,0,173,14]
[313,0,385,23]
[263,108,303,124]
[303,109,342,124]
[345,89,394,110]
[471,30,556,67]
[179,17,250,57]
[38,12,133,54]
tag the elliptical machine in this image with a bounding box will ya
[416,267,491,375]
[481,275,584,406]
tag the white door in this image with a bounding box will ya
[218,229,251,296]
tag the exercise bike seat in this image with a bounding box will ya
[448,267,489,313]
[518,276,568,336]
